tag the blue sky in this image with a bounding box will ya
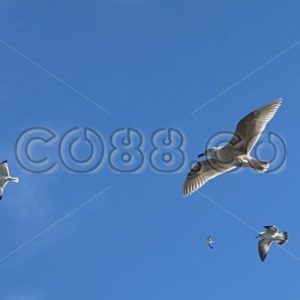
[0,0,299,299]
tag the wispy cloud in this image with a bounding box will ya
[3,289,44,300]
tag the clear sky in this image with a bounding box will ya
[0,0,299,299]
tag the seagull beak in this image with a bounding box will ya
[198,153,205,158]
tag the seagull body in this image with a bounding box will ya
[182,99,282,196]
[0,160,19,200]
[256,225,288,262]
[207,236,214,249]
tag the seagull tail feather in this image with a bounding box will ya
[277,232,288,245]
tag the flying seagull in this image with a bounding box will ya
[207,236,215,249]
[182,99,282,196]
[0,160,19,200]
[256,225,288,262]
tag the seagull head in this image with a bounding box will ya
[255,232,263,238]
[8,176,19,183]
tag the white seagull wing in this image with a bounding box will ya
[0,179,9,199]
[181,159,236,196]
[229,99,282,153]
[0,160,10,177]
[258,239,272,262]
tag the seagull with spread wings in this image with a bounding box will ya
[207,236,215,249]
[0,160,19,200]
[182,99,282,196]
[256,225,288,262]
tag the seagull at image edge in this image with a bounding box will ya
[0,160,19,200]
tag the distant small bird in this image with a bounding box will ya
[207,236,215,249]
[182,99,282,196]
[256,225,288,262]
[0,160,19,200]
